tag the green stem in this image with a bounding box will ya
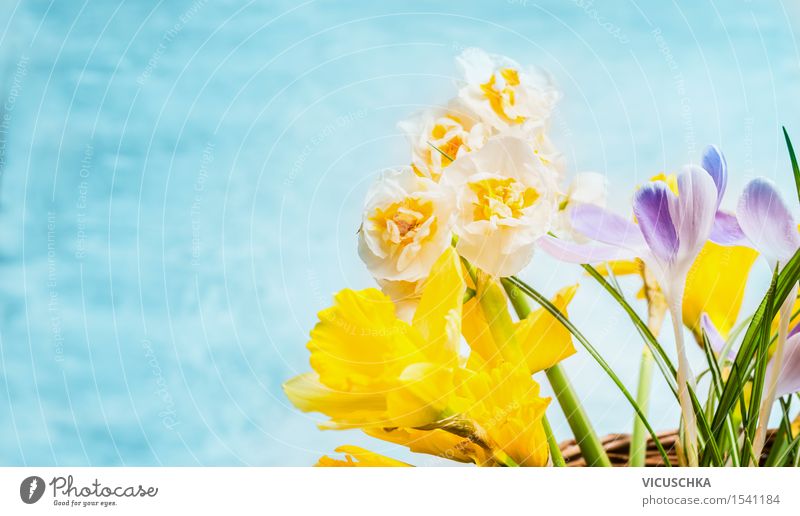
[542,414,566,467]
[502,278,611,467]
[630,346,654,467]
[546,364,611,466]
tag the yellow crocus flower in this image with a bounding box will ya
[316,446,411,467]
[283,248,465,429]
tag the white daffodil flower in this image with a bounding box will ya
[358,167,456,282]
[397,102,490,182]
[440,136,558,277]
[456,48,561,133]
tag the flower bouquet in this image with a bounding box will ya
[284,48,800,467]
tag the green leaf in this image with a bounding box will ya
[742,265,778,465]
[706,247,800,464]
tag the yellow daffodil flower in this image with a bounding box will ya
[316,446,411,467]
[455,363,550,466]
[684,242,758,341]
[462,283,577,373]
[283,248,465,429]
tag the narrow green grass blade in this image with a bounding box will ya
[783,127,800,205]
[772,434,800,468]
[701,331,741,466]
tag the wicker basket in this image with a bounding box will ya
[558,429,778,466]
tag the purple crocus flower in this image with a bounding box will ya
[700,175,800,460]
[540,146,728,295]
[542,145,727,467]
[731,178,800,267]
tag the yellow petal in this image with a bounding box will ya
[514,285,578,374]
[316,446,411,467]
[386,363,455,428]
[289,282,460,429]
[309,288,423,391]
[458,363,550,467]
[365,427,490,465]
[591,259,641,277]
[771,293,800,336]
[412,247,465,364]
[683,242,758,341]
[283,373,387,429]
[461,296,502,368]
[650,173,679,195]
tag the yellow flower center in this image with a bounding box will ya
[371,198,436,245]
[423,115,468,176]
[468,177,539,221]
[480,68,525,124]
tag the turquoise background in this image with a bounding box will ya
[0,0,798,465]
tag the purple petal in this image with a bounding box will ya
[701,145,727,207]
[632,181,679,264]
[737,178,800,264]
[768,334,800,398]
[789,322,800,339]
[710,211,747,246]
[537,235,634,263]
[700,313,726,355]
[670,166,719,262]
[570,204,646,251]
